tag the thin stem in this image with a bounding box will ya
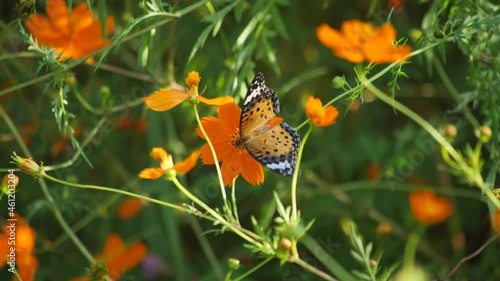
[231,179,240,224]
[291,124,312,223]
[293,257,338,281]
[232,256,273,281]
[13,269,23,281]
[301,234,356,281]
[363,79,500,209]
[44,174,186,212]
[193,105,228,204]
[72,86,104,115]
[89,62,164,84]
[171,178,263,248]
[1,105,112,280]
[188,217,225,281]
[404,224,426,269]
[433,57,481,129]
[44,117,108,171]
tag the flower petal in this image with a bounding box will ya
[142,89,190,112]
[316,23,364,63]
[118,198,143,219]
[173,150,201,174]
[364,23,412,63]
[138,168,164,180]
[409,190,453,224]
[238,152,264,186]
[198,95,235,106]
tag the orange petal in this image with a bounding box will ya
[96,234,146,280]
[138,168,164,180]
[106,241,147,280]
[17,254,38,281]
[364,23,412,63]
[198,95,235,106]
[409,190,452,224]
[316,23,364,63]
[238,152,264,186]
[118,198,143,219]
[142,89,190,112]
[45,0,69,34]
[173,150,201,174]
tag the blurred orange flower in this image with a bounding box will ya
[50,124,82,158]
[316,20,412,63]
[409,190,453,225]
[143,71,234,112]
[305,97,339,127]
[25,0,114,62]
[0,213,38,281]
[70,234,147,281]
[196,102,264,187]
[139,148,200,180]
[492,209,500,234]
[118,198,143,219]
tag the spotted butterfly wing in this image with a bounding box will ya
[240,72,300,176]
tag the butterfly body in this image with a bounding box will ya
[239,73,301,176]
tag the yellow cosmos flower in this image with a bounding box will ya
[142,71,234,111]
[139,147,200,180]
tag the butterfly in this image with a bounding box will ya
[239,72,301,176]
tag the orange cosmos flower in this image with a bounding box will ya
[25,0,114,62]
[142,71,234,112]
[70,234,147,281]
[409,190,453,225]
[0,213,38,281]
[492,209,500,234]
[139,147,200,180]
[196,102,264,187]
[117,198,143,220]
[305,97,339,127]
[316,20,412,63]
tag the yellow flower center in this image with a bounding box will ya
[231,129,245,150]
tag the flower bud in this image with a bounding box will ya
[332,76,345,89]
[100,86,111,99]
[443,124,457,139]
[11,152,46,178]
[369,259,377,267]
[278,237,292,251]
[228,258,240,271]
[478,125,492,143]
[65,75,77,88]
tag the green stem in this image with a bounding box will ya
[363,79,500,209]
[301,234,356,281]
[72,86,104,115]
[193,105,229,206]
[231,178,240,224]
[44,174,186,212]
[171,177,263,248]
[232,256,273,281]
[293,257,338,281]
[188,217,225,281]
[1,104,111,280]
[291,124,312,223]
[404,224,426,268]
[13,269,23,281]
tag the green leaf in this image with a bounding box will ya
[97,0,108,39]
[188,22,215,63]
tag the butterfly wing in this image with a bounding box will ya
[245,122,300,176]
[240,72,280,136]
[240,72,300,176]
